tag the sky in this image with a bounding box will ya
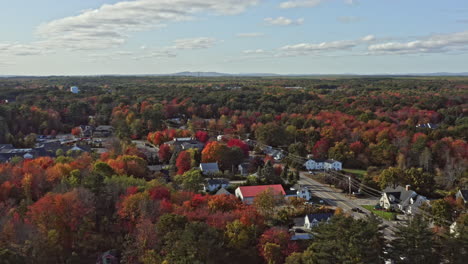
[1,0,468,75]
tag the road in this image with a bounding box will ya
[298,172,398,239]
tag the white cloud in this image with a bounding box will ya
[344,0,359,5]
[2,0,259,55]
[172,37,217,50]
[361,35,376,42]
[0,43,46,56]
[368,31,468,54]
[279,0,325,9]
[264,17,304,26]
[236,32,265,38]
[243,49,267,54]
[134,50,177,60]
[277,35,373,56]
[337,16,361,23]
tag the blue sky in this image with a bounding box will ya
[1,0,468,75]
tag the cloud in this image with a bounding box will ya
[236,32,265,38]
[172,37,217,50]
[133,50,177,60]
[368,31,468,54]
[344,0,359,5]
[0,43,46,56]
[337,16,361,23]
[243,49,268,54]
[361,35,375,42]
[277,35,373,56]
[264,17,304,26]
[279,0,325,9]
[2,0,259,55]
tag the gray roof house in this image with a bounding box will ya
[164,137,204,151]
[455,190,468,204]
[379,185,429,215]
[203,178,229,192]
[304,213,334,229]
[199,162,220,175]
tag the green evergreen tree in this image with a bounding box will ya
[389,214,439,264]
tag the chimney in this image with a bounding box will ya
[406,185,411,191]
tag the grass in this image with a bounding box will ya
[342,169,367,178]
[362,205,396,221]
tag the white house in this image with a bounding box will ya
[304,159,325,171]
[304,213,334,229]
[70,86,80,94]
[324,159,342,171]
[292,184,311,200]
[379,185,429,215]
[203,178,229,192]
[304,160,317,171]
[199,162,220,175]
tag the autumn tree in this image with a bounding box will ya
[176,151,192,175]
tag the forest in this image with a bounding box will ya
[0,76,467,263]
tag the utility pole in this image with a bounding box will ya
[348,176,352,196]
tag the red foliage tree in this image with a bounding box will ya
[195,131,209,143]
[258,227,299,264]
[312,138,330,159]
[27,189,96,250]
[176,151,192,175]
[158,144,172,163]
[227,139,249,156]
[71,127,81,136]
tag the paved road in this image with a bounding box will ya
[299,172,398,239]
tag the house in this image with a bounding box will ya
[93,125,114,137]
[416,123,438,129]
[203,178,229,192]
[379,185,429,215]
[70,86,80,94]
[304,160,317,171]
[304,213,334,229]
[235,184,286,204]
[293,184,311,200]
[263,146,285,161]
[78,125,94,137]
[199,162,220,175]
[324,159,342,171]
[164,137,204,151]
[455,190,468,204]
[238,162,250,176]
[215,188,232,196]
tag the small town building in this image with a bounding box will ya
[324,159,342,171]
[379,185,429,215]
[70,86,80,94]
[199,162,220,175]
[93,125,114,137]
[235,184,286,204]
[304,213,334,229]
[455,190,468,204]
[203,178,230,192]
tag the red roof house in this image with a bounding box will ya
[235,184,286,204]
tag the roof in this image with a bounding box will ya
[457,190,468,201]
[383,186,415,205]
[238,184,286,198]
[215,188,232,195]
[206,178,229,185]
[306,213,334,222]
[200,163,220,172]
[325,159,340,164]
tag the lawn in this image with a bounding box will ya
[362,205,397,221]
[342,169,367,178]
